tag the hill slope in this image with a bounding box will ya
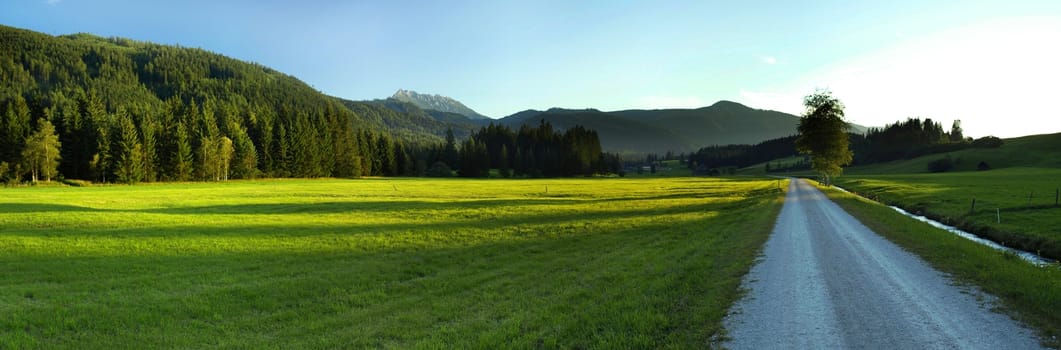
[498,108,691,153]
[846,132,1061,175]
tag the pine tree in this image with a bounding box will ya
[498,144,511,178]
[173,122,193,181]
[91,113,113,183]
[394,140,413,176]
[139,113,158,182]
[443,127,459,168]
[113,110,144,184]
[228,122,258,179]
[377,133,397,176]
[949,120,964,143]
[196,100,221,181]
[1,96,32,166]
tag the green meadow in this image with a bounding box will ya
[835,168,1061,261]
[0,177,784,349]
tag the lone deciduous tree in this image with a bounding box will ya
[22,118,62,182]
[795,90,852,185]
[218,136,234,181]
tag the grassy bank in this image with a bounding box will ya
[834,168,1061,261]
[0,177,784,349]
[817,183,1061,347]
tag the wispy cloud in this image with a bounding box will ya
[44,0,62,5]
[759,55,778,65]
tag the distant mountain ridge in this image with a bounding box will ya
[344,97,485,140]
[497,101,867,154]
[391,89,489,120]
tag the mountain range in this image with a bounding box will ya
[371,90,870,154]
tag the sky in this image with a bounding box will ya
[2,0,1060,138]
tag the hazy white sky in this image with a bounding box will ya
[2,0,1059,137]
[739,16,1061,138]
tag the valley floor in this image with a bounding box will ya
[0,177,782,349]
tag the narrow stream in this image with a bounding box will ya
[832,185,1056,267]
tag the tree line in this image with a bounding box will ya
[852,118,967,164]
[686,116,1002,175]
[686,135,802,173]
[0,93,620,183]
[420,121,622,178]
[0,92,425,183]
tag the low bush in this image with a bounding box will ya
[926,156,954,173]
[972,136,1004,148]
[61,179,93,187]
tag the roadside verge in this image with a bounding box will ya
[816,183,1061,348]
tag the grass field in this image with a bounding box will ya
[834,168,1061,261]
[817,183,1061,347]
[0,177,785,349]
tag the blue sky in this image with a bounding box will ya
[2,0,1060,137]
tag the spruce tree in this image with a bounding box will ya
[173,122,193,181]
[113,111,144,184]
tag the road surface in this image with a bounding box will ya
[723,179,1043,349]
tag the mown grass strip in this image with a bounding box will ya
[817,183,1061,348]
[0,178,785,349]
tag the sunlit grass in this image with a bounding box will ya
[835,168,1061,260]
[0,177,784,349]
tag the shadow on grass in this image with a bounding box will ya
[0,203,104,213]
[1,188,771,216]
[5,197,764,241]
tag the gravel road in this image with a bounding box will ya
[723,179,1043,349]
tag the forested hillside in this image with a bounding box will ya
[0,25,618,182]
[0,24,439,182]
